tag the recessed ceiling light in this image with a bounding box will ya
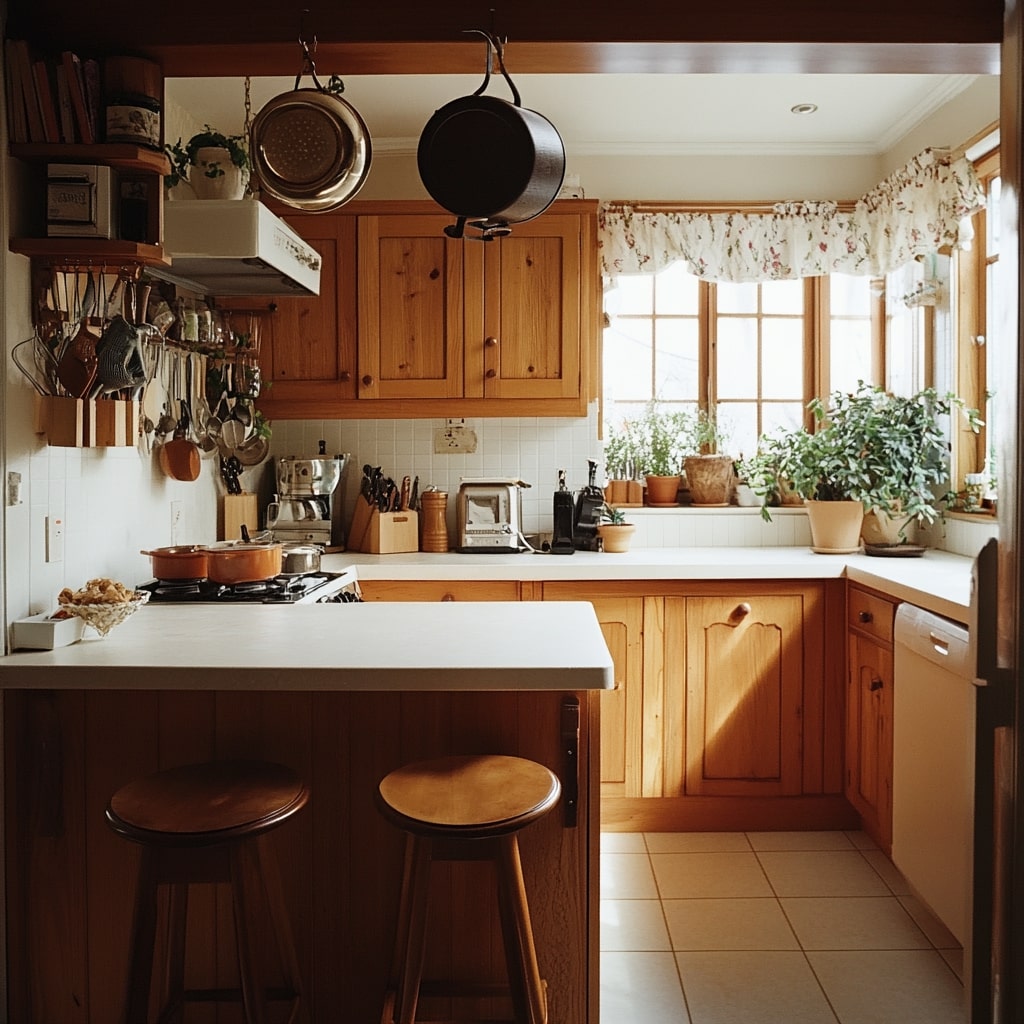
[791,103,819,115]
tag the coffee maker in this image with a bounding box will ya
[266,448,350,549]
[573,459,605,551]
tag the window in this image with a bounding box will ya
[604,266,878,458]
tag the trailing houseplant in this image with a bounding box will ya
[760,381,982,547]
[164,125,251,198]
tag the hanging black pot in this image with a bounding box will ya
[417,31,565,239]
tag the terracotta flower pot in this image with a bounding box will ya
[644,474,681,507]
[805,499,864,554]
[597,523,636,552]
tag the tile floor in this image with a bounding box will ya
[601,830,968,1024]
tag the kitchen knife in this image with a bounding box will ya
[400,475,411,510]
[409,476,419,510]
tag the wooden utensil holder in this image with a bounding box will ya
[34,395,139,448]
[347,499,418,554]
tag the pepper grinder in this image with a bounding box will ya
[419,489,449,552]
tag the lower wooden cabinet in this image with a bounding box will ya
[543,580,852,831]
[845,584,898,852]
[358,579,520,602]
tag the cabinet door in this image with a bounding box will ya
[357,214,469,399]
[682,594,805,797]
[246,212,358,406]
[479,215,582,401]
[846,630,894,851]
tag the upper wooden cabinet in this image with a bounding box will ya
[251,199,599,420]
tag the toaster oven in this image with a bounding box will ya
[456,479,530,552]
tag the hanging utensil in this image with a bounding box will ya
[55,273,100,398]
[12,338,52,396]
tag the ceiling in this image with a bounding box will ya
[167,72,985,158]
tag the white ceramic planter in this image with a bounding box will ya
[189,147,247,200]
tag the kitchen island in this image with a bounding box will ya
[0,601,613,1024]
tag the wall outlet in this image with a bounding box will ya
[170,500,184,544]
[45,515,64,563]
[433,419,478,454]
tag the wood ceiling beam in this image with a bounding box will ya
[5,1,1002,76]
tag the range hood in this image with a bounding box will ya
[158,199,321,296]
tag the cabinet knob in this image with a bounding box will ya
[869,677,884,691]
[340,371,352,383]
[858,610,873,623]
[485,336,498,348]
[731,602,751,621]
[485,368,496,379]
[361,374,374,387]
[441,593,456,602]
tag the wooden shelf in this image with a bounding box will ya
[9,238,169,267]
[10,142,169,174]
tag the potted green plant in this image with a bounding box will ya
[596,502,636,552]
[604,401,697,506]
[761,382,982,552]
[682,406,735,506]
[164,125,251,199]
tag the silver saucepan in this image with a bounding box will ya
[280,543,322,576]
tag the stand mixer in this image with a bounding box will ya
[266,449,351,549]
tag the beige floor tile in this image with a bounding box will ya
[781,896,932,950]
[652,852,774,899]
[860,849,911,894]
[807,949,967,1024]
[601,899,671,951]
[898,893,962,949]
[601,831,648,854]
[748,830,856,852]
[601,951,690,1024]
[645,832,753,854]
[676,950,839,1024]
[844,830,879,851]
[757,851,892,897]
[664,897,799,951]
[601,852,659,899]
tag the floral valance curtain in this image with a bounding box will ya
[598,149,986,283]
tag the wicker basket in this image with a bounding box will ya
[60,591,150,637]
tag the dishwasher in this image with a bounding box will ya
[892,604,974,953]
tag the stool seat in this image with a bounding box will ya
[106,759,308,1024]
[378,754,560,839]
[378,754,560,1024]
[107,758,309,845]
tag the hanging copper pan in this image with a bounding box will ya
[250,39,371,213]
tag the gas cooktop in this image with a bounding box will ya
[138,567,362,604]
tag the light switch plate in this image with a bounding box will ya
[45,515,64,563]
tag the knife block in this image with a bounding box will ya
[220,493,258,542]
[347,500,418,554]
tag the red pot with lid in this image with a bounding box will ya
[141,545,209,581]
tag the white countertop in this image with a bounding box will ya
[327,547,974,622]
[0,601,615,692]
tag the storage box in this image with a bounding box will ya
[46,163,116,238]
[347,500,419,554]
[12,612,85,650]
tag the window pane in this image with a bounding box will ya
[830,320,874,394]
[719,402,758,460]
[761,278,804,315]
[987,177,1000,256]
[654,261,699,314]
[716,318,758,399]
[655,319,699,400]
[603,319,652,402]
[830,273,871,316]
[716,280,758,314]
[761,403,805,437]
[761,319,803,398]
[612,274,654,315]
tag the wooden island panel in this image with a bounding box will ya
[4,688,599,1024]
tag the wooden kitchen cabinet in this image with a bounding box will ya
[846,583,898,852]
[543,579,853,832]
[255,199,598,420]
[358,579,521,602]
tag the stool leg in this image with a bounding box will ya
[254,834,306,1024]
[392,834,433,1024]
[123,848,159,1024]
[159,882,189,1024]
[230,842,270,1024]
[495,835,547,1024]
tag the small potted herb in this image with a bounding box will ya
[596,502,636,552]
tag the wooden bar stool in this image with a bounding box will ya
[376,753,561,1024]
[105,759,309,1024]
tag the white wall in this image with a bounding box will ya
[1,79,1001,636]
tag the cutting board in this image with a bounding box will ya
[220,492,259,542]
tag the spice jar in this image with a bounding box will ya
[419,490,449,552]
[104,56,162,149]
